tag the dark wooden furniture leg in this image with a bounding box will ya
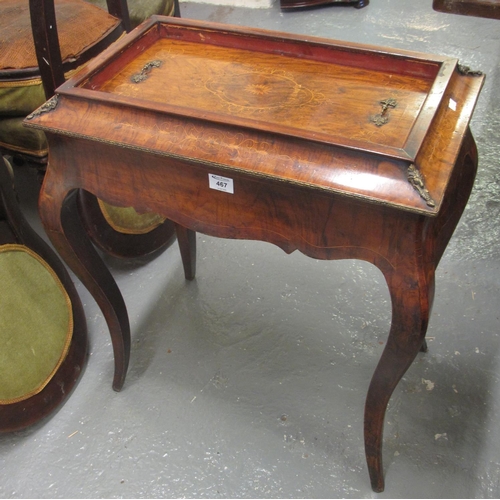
[39,166,130,392]
[433,0,500,19]
[175,224,197,281]
[365,261,433,492]
[280,0,369,9]
[364,129,478,492]
[173,0,181,17]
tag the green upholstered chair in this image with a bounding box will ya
[0,155,87,432]
[0,0,177,258]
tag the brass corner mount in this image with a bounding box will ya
[407,164,436,208]
[26,95,59,120]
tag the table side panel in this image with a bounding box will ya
[27,96,430,213]
[414,71,484,208]
[44,133,422,267]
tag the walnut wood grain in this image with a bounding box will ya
[26,18,484,492]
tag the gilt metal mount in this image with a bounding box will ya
[457,64,483,77]
[407,164,436,208]
[131,60,162,83]
[26,95,59,120]
[371,98,397,127]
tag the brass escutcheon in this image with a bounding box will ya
[131,60,162,83]
[371,97,397,127]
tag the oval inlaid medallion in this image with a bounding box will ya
[206,71,314,111]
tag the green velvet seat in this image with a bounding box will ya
[0,156,87,431]
[0,0,177,255]
[0,244,73,404]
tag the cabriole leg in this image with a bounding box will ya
[39,180,130,391]
[364,263,434,492]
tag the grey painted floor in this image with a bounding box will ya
[2,0,500,497]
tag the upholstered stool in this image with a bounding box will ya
[0,156,87,432]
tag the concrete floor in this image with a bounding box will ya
[2,0,500,497]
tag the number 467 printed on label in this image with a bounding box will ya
[208,173,234,194]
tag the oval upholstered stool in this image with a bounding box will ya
[0,156,87,432]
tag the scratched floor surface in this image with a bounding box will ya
[1,0,500,497]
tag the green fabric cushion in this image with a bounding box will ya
[85,0,176,27]
[0,245,72,404]
[0,80,46,117]
[0,115,48,157]
[98,200,166,234]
